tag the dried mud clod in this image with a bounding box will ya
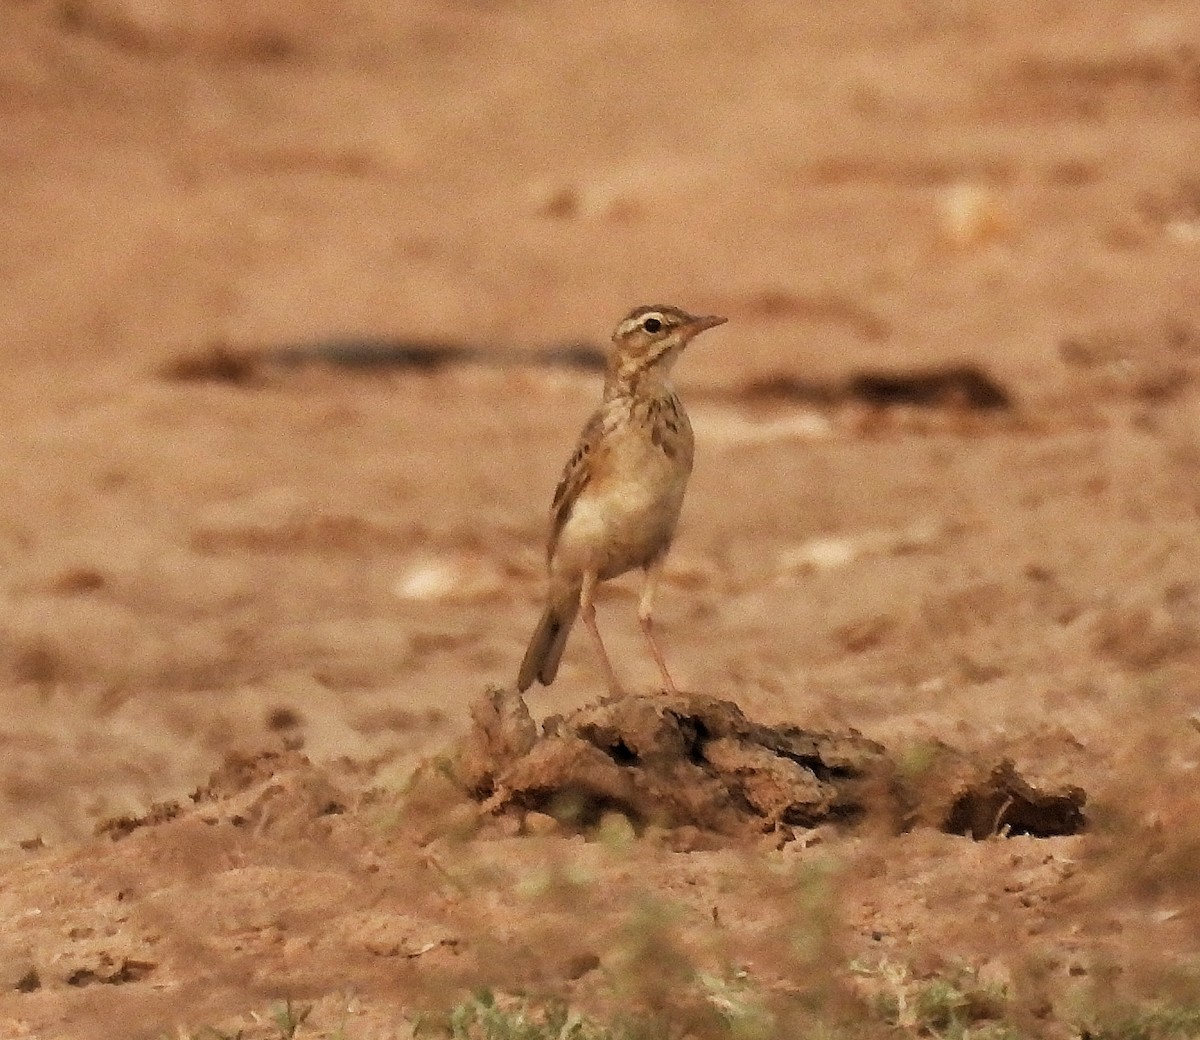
[895,744,1087,839]
[946,760,1086,839]
[458,688,1085,842]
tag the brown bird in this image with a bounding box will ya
[517,304,727,696]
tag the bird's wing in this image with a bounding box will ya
[548,408,608,561]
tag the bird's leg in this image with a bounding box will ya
[580,570,623,697]
[639,557,679,695]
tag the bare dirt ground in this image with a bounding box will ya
[2,0,1200,1036]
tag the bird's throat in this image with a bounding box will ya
[604,345,679,400]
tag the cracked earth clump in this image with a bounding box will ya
[457,688,1086,841]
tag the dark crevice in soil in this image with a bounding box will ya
[603,739,639,766]
[159,341,1014,418]
[65,958,156,987]
[159,339,606,384]
[669,712,710,765]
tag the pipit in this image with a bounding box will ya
[517,304,727,696]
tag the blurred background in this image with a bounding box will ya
[0,0,1198,841]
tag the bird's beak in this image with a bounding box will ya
[686,314,727,336]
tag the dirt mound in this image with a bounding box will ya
[455,689,1086,842]
[95,748,348,843]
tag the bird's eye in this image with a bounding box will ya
[642,316,663,334]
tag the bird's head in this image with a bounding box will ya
[608,305,726,386]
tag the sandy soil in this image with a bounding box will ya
[2,0,1200,1036]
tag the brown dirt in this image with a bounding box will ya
[2,0,1200,1036]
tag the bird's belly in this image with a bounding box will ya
[554,453,688,580]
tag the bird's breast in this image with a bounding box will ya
[552,394,693,580]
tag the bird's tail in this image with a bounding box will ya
[517,591,580,691]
